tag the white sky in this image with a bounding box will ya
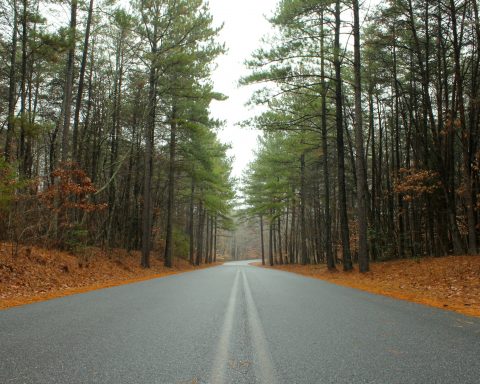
[208,0,279,179]
[44,0,278,180]
[207,0,380,181]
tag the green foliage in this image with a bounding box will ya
[12,115,52,139]
[173,227,190,259]
[0,0,234,259]
[178,112,236,228]
[241,88,325,221]
[63,224,89,255]
[0,157,19,211]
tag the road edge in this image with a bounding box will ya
[252,263,480,319]
[1,262,223,311]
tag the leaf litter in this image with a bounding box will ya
[256,256,480,317]
[0,242,221,309]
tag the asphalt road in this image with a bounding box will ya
[1,260,480,384]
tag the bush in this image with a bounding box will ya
[0,158,23,242]
[0,157,18,211]
[39,163,107,249]
[63,224,89,254]
[173,227,190,259]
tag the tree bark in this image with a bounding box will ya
[61,0,77,162]
[335,0,353,271]
[189,176,195,265]
[72,0,94,162]
[277,215,283,264]
[260,214,265,265]
[300,153,308,265]
[213,216,217,262]
[321,9,335,270]
[352,0,369,272]
[195,200,205,266]
[4,0,18,162]
[269,210,274,266]
[141,29,157,269]
[164,106,177,268]
[19,0,29,175]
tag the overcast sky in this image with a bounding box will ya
[207,0,279,180]
[206,0,379,181]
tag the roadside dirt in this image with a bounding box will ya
[0,243,222,310]
[255,256,480,318]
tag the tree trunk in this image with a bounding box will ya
[392,25,405,259]
[4,0,18,161]
[352,0,369,272]
[335,0,353,271]
[300,153,308,265]
[269,210,274,266]
[321,9,335,270]
[195,200,205,266]
[19,0,29,174]
[189,176,195,265]
[72,0,94,162]
[61,0,77,162]
[289,190,296,264]
[141,31,157,269]
[164,106,177,268]
[277,215,283,264]
[260,214,265,265]
[209,216,214,262]
[205,212,210,263]
[213,216,217,262]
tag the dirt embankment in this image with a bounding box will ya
[0,243,221,310]
[256,256,480,317]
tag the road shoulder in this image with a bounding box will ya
[253,256,480,318]
[1,242,222,310]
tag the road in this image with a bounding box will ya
[1,260,480,384]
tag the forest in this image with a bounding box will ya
[1,0,480,275]
[242,0,480,272]
[1,2,480,381]
[0,0,236,269]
